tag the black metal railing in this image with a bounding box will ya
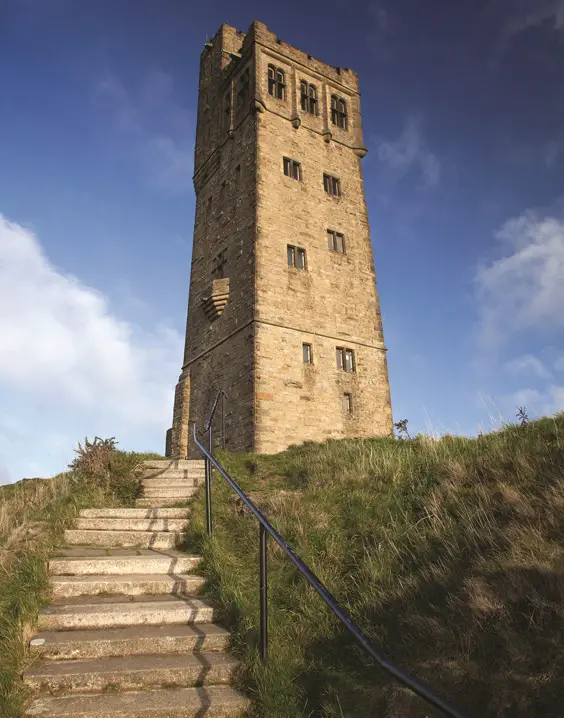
[202,390,227,535]
[192,422,469,718]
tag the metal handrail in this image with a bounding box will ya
[200,390,227,534]
[192,424,469,718]
[205,389,227,436]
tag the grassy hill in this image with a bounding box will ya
[184,415,564,717]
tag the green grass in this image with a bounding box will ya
[0,447,162,717]
[183,415,564,717]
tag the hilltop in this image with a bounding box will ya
[184,414,564,717]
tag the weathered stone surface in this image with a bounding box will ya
[38,596,215,631]
[49,549,199,576]
[74,518,189,532]
[50,573,203,599]
[24,652,238,694]
[29,624,230,660]
[79,509,189,519]
[169,20,392,458]
[24,686,249,717]
[64,530,181,549]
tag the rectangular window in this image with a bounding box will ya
[336,347,355,372]
[283,157,301,180]
[343,393,353,413]
[323,174,340,196]
[327,230,345,253]
[287,245,306,269]
[302,343,312,364]
[212,248,228,278]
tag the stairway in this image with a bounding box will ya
[24,459,249,717]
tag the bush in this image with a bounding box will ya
[69,437,142,504]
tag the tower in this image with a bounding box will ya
[167,21,392,458]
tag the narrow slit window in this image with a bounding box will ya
[302,343,312,364]
[343,393,353,414]
[223,94,231,133]
[212,248,228,278]
[327,230,345,253]
[238,68,250,111]
[283,157,301,181]
[323,174,340,196]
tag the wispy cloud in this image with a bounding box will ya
[0,213,183,482]
[491,0,564,60]
[475,211,564,348]
[375,117,442,192]
[501,0,564,39]
[505,354,552,379]
[96,71,194,194]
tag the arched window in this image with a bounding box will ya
[300,81,308,111]
[268,65,286,100]
[331,94,348,129]
[308,84,318,115]
[300,81,318,115]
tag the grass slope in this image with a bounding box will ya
[184,416,564,717]
[0,446,162,717]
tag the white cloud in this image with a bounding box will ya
[97,71,193,193]
[555,355,564,371]
[505,354,552,379]
[475,211,564,347]
[0,213,182,428]
[376,117,441,190]
[506,384,564,416]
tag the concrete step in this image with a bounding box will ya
[141,487,198,498]
[29,624,230,660]
[141,478,203,488]
[140,469,205,480]
[50,573,204,599]
[142,460,205,470]
[64,530,181,549]
[135,498,191,508]
[79,509,189,519]
[24,685,250,717]
[49,549,199,576]
[38,595,215,631]
[24,651,238,694]
[75,518,189,532]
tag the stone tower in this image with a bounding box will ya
[167,21,392,458]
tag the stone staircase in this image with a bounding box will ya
[24,459,250,717]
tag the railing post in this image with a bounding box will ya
[205,424,212,536]
[259,523,268,664]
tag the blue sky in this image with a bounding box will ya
[1,0,563,483]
